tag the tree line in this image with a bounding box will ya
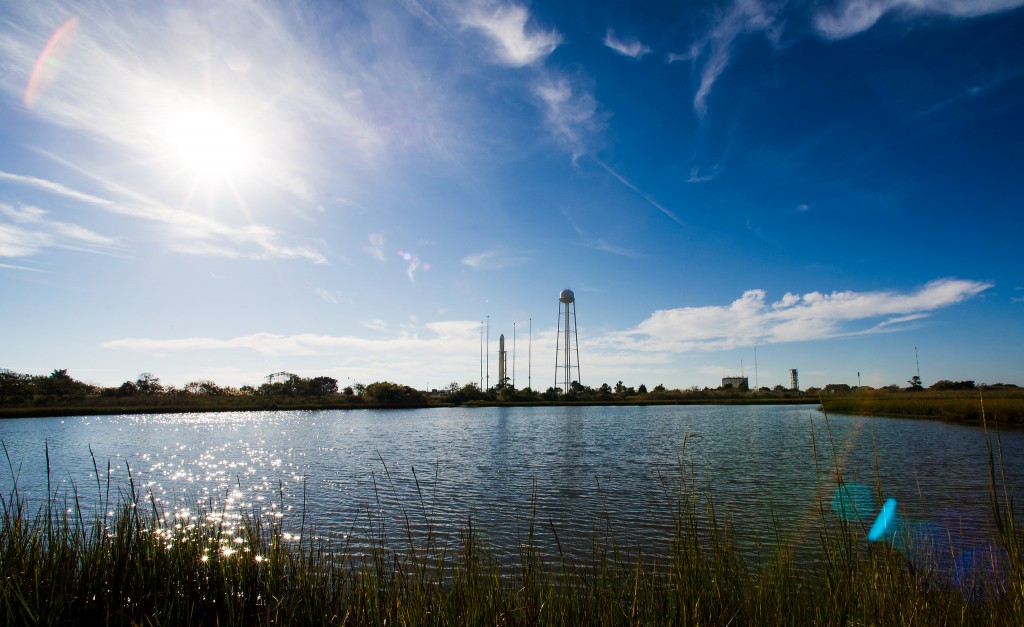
[0,369,429,411]
[1,368,1017,415]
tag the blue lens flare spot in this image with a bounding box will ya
[831,483,875,524]
[868,498,897,541]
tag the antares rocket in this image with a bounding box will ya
[498,334,507,385]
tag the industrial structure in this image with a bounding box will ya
[722,376,748,390]
[555,289,581,393]
[790,369,800,391]
[498,334,507,386]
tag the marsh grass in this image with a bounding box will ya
[1,416,1022,625]
[820,391,1024,425]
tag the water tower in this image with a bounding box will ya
[555,289,581,393]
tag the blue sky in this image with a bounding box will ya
[1,0,1021,391]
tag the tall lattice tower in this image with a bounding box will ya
[555,289,581,393]
[790,369,800,391]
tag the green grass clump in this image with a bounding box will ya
[1,428,1022,625]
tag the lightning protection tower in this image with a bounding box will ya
[555,289,581,393]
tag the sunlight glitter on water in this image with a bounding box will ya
[1,407,1021,565]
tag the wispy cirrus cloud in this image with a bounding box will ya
[461,247,533,270]
[0,169,326,263]
[603,30,651,59]
[814,0,1024,39]
[597,278,992,353]
[459,3,562,67]
[534,74,604,160]
[691,0,781,117]
[0,203,117,257]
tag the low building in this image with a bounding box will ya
[722,377,749,390]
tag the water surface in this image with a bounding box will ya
[2,405,1020,561]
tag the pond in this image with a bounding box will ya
[2,404,1020,564]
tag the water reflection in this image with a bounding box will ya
[1,406,1020,566]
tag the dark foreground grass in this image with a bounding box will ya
[2,426,1022,626]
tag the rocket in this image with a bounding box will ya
[498,334,507,385]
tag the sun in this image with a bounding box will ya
[155,100,260,182]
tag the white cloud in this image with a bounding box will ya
[460,3,562,67]
[598,278,992,353]
[814,0,1024,39]
[102,322,485,369]
[603,30,651,59]
[461,247,532,269]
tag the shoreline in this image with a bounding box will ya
[0,396,823,419]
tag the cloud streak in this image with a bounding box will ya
[814,0,1024,39]
[691,0,780,117]
[0,169,326,263]
[461,247,533,269]
[598,278,992,353]
[0,202,117,257]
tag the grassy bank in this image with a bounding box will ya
[820,391,1024,426]
[2,428,1022,626]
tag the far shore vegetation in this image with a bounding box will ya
[1,368,1022,424]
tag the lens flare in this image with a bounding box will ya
[24,17,79,109]
[868,497,897,541]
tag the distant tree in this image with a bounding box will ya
[653,384,666,393]
[117,381,139,397]
[342,386,355,397]
[450,383,485,404]
[305,376,338,397]
[363,381,427,408]
[185,380,224,396]
[136,373,163,395]
[930,380,975,391]
[637,384,648,395]
[0,369,30,404]
[542,387,561,401]
[907,375,923,391]
[40,369,90,399]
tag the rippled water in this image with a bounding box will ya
[2,405,1021,562]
